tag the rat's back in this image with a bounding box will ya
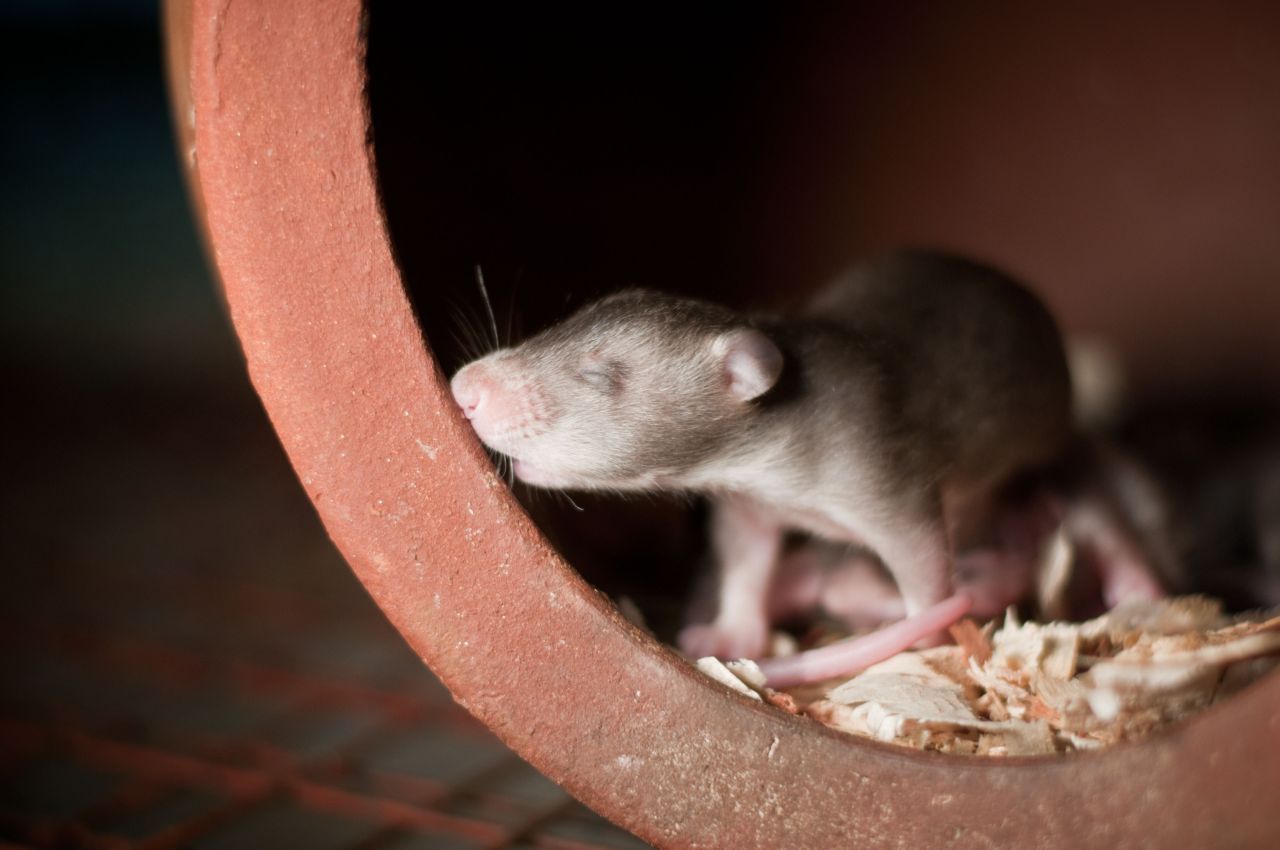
[806,250,1073,491]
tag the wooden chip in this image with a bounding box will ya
[695,657,762,701]
[1035,528,1074,621]
[990,619,1080,680]
[950,619,992,664]
[764,689,800,714]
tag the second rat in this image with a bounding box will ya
[451,250,1074,658]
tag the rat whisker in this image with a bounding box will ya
[454,323,489,367]
[461,306,491,359]
[519,479,543,508]
[446,294,492,365]
[447,327,481,366]
[504,265,525,347]
[481,446,509,483]
[475,264,502,353]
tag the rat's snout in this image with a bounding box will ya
[450,356,547,447]
[451,364,487,419]
[451,362,494,420]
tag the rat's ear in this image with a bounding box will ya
[713,328,783,402]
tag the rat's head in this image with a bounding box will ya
[450,289,783,490]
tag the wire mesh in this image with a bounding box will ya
[0,567,651,850]
[0,374,651,850]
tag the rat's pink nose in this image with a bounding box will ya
[450,367,488,419]
[451,356,537,440]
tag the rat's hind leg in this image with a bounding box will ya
[1066,498,1166,607]
[678,495,782,660]
[952,547,1036,618]
[861,514,954,618]
[765,542,827,624]
[767,542,907,629]
[819,551,908,630]
[949,488,1058,618]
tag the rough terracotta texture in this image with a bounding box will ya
[168,1,1280,847]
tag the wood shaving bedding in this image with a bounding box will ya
[693,596,1280,755]
[803,597,1280,755]
[683,529,1280,754]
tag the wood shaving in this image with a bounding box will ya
[696,656,808,711]
[795,596,1280,755]
[949,619,993,664]
[695,657,762,701]
[1034,527,1075,621]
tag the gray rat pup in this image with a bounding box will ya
[451,251,1075,658]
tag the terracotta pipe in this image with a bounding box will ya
[164,1,1280,846]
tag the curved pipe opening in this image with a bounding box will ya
[180,1,1280,846]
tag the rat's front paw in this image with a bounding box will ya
[678,620,768,660]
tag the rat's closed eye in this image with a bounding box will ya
[575,357,624,394]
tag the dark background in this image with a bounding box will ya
[2,0,226,392]
[1,0,253,594]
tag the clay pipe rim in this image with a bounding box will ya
[171,0,1280,847]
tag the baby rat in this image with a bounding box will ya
[450,251,1074,659]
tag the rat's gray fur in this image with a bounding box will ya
[452,250,1074,644]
